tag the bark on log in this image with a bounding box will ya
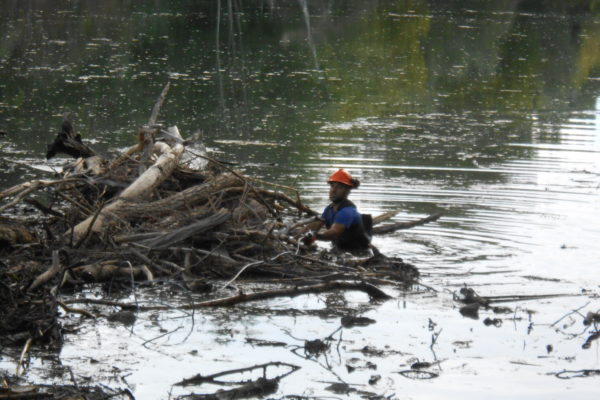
[69,142,184,240]
[138,209,230,249]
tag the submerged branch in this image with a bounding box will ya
[175,361,300,386]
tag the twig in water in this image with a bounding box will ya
[142,326,183,348]
[16,337,33,377]
[432,330,442,347]
[220,251,292,291]
[126,261,139,313]
[550,302,591,328]
[57,301,96,319]
[430,328,442,361]
[416,282,438,293]
[66,365,79,389]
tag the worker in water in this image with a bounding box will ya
[302,169,372,252]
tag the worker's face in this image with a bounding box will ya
[329,182,350,203]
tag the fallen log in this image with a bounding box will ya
[372,213,441,235]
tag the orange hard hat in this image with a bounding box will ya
[327,169,354,187]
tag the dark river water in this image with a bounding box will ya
[1,1,600,399]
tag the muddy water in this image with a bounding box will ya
[1,1,600,398]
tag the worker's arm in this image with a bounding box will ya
[316,223,345,241]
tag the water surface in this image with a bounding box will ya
[1,1,599,398]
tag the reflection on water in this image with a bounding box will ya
[1,1,600,398]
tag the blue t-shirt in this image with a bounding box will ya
[321,204,361,229]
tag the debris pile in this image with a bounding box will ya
[0,85,435,350]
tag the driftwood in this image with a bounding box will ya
[372,213,442,235]
[0,262,60,345]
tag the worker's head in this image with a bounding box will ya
[327,169,360,203]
